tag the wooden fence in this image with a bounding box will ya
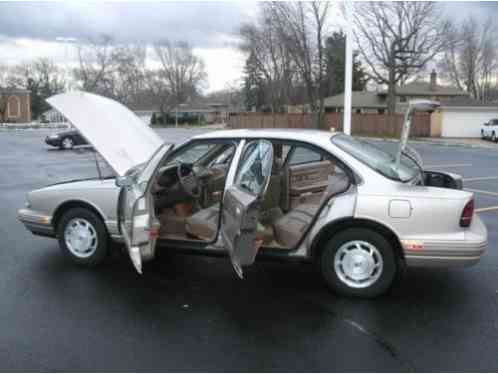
[228,112,431,138]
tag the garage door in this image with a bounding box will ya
[442,109,498,138]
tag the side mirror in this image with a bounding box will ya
[115,175,133,188]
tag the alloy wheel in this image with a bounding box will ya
[333,240,384,289]
[64,218,98,258]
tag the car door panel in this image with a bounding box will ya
[119,184,158,274]
[221,139,273,278]
[117,145,173,274]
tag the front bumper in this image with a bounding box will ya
[404,214,487,268]
[18,208,55,238]
[45,136,61,147]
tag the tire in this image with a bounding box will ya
[57,207,109,266]
[60,137,74,150]
[318,228,397,298]
[492,132,497,143]
[481,130,485,140]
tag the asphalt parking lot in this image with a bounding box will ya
[1,128,497,372]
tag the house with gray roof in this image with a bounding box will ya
[323,70,469,114]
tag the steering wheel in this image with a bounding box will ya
[177,163,201,198]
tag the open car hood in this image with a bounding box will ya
[46,91,163,176]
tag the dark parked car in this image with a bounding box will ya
[45,129,88,149]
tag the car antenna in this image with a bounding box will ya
[93,149,103,180]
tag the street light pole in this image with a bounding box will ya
[343,1,353,135]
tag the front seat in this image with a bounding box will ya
[185,158,284,242]
[273,173,350,248]
[184,203,220,241]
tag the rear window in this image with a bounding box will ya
[331,134,419,182]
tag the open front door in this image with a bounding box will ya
[221,140,273,278]
[118,180,158,274]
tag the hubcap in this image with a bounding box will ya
[62,138,73,149]
[64,218,98,258]
[334,240,383,288]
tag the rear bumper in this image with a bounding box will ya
[18,208,55,238]
[404,214,487,268]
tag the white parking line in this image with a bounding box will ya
[465,188,498,197]
[425,163,472,168]
[476,206,498,213]
[463,176,498,182]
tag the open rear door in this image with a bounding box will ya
[221,140,273,278]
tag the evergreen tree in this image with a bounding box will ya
[325,31,368,96]
[242,52,265,111]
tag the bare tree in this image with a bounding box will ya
[353,2,449,113]
[439,16,497,101]
[143,69,173,120]
[153,39,207,116]
[111,44,147,105]
[73,35,117,97]
[11,58,67,118]
[73,35,148,105]
[266,1,330,125]
[239,6,296,113]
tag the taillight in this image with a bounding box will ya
[460,198,474,227]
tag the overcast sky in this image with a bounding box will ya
[0,1,496,92]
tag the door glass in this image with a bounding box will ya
[288,146,322,165]
[234,141,273,196]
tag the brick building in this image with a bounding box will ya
[0,88,31,123]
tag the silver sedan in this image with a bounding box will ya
[18,92,487,298]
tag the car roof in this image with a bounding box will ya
[193,128,340,143]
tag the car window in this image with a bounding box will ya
[332,134,418,182]
[175,143,218,164]
[234,141,273,196]
[287,146,322,165]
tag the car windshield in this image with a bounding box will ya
[332,134,419,182]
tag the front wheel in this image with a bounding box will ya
[481,130,485,140]
[492,132,497,143]
[319,228,397,298]
[57,208,109,266]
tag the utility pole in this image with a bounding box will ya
[343,0,353,135]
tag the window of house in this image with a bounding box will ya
[399,96,407,103]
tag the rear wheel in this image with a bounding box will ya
[492,132,497,143]
[319,228,397,298]
[481,130,485,140]
[57,208,109,266]
[61,137,74,150]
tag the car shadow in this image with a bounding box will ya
[46,146,95,153]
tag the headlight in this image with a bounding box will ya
[49,134,60,139]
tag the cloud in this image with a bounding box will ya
[0,1,254,47]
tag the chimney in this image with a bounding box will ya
[430,69,437,91]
